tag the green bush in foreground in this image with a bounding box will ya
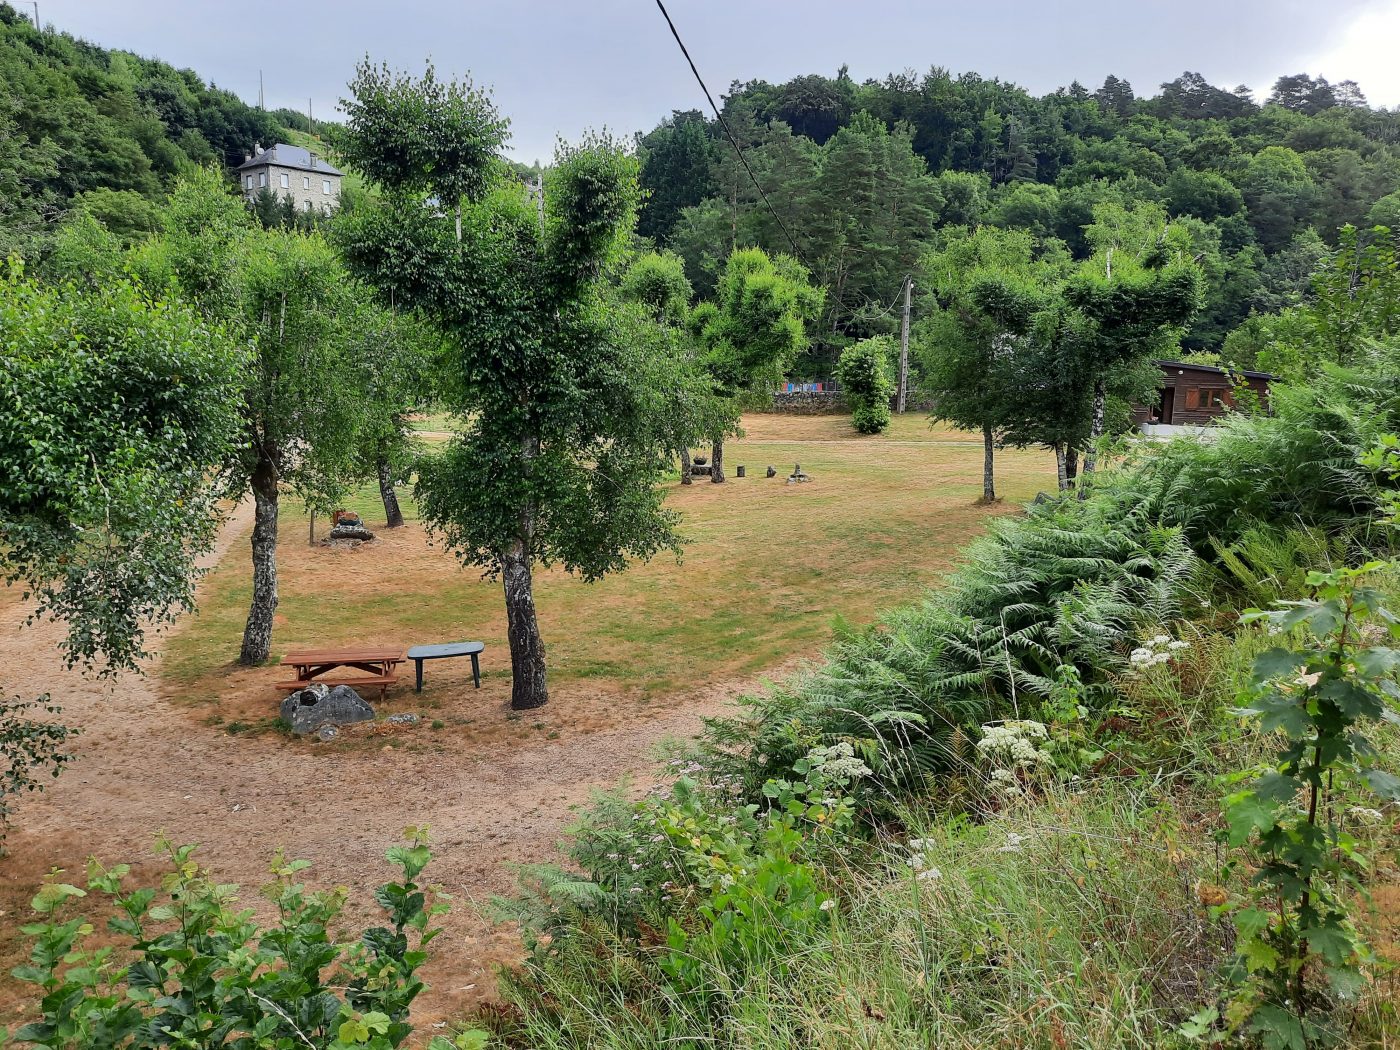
[4,829,485,1050]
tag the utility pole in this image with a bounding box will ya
[28,2,39,29]
[258,70,265,110]
[897,274,913,414]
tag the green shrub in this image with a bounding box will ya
[4,829,484,1050]
[834,336,894,434]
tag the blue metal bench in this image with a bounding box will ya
[407,641,484,692]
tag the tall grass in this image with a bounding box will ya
[491,782,1234,1049]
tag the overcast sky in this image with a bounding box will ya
[28,0,1400,163]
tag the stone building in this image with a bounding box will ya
[236,143,344,213]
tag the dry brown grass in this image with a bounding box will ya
[162,413,1056,733]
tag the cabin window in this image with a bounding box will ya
[1184,387,1201,410]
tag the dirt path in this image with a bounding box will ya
[0,504,759,1024]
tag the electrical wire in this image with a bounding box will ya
[652,0,808,267]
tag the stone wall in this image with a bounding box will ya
[767,390,849,414]
[765,390,939,415]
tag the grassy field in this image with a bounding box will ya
[164,414,1057,709]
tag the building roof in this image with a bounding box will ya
[1157,359,1274,382]
[236,143,343,177]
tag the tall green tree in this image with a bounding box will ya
[337,62,689,711]
[691,248,823,482]
[617,251,736,485]
[918,226,1058,501]
[131,168,365,665]
[1063,204,1204,480]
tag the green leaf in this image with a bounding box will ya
[1226,794,1278,846]
[1249,1004,1306,1050]
[31,883,86,914]
[1361,768,1400,802]
[1318,679,1383,720]
[1303,920,1358,966]
[1252,771,1303,806]
[1177,1006,1219,1040]
[1252,647,1304,682]
[1355,644,1400,672]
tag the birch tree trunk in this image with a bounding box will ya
[710,438,725,484]
[377,455,405,527]
[502,544,547,709]
[1055,444,1068,492]
[679,447,693,485]
[1080,377,1107,486]
[981,422,996,503]
[239,452,279,666]
[504,431,548,710]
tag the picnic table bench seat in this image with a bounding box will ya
[407,641,484,692]
[277,647,406,703]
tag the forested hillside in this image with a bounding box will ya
[0,2,289,250]
[637,68,1400,371]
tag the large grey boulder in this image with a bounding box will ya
[280,683,374,735]
[329,515,374,541]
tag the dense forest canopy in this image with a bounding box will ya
[3,0,1398,380]
[637,66,1400,373]
[0,3,288,250]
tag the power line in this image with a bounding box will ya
[652,0,807,266]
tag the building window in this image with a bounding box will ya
[258,172,266,188]
[1184,388,1201,411]
[303,176,310,189]
[280,172,289,189]
[322,179,332,195]
[305,200,313,211]
[244,174,252,189]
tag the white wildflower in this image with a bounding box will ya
[1348,806,1385,824]
[819,898,836,912]
[917,867,942,883]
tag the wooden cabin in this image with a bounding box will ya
[1133,360,1272,429]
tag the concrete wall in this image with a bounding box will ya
[241,163,342,213]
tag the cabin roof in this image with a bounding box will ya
[1157,360,1274,382]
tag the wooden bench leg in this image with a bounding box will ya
[471,653,480,688]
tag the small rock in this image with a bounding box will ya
[316,725,339,742]
[386,713,419,726]
[766,465,777,478]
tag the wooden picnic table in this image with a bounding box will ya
[277,646,406,702]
